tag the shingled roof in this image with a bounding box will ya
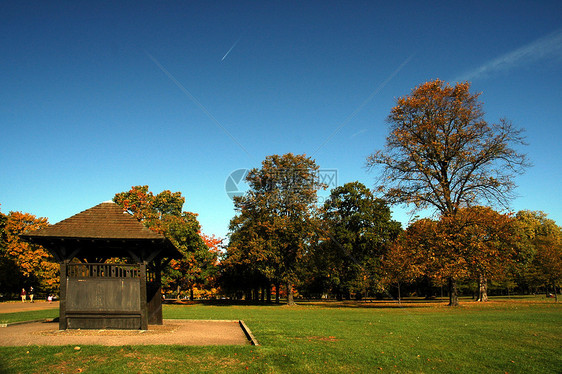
[25,201,164,240]
[21,201,181,262]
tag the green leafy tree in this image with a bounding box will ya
[318,182,401,299]
[221,209,279,302]
[230,153,325,305]
[515,210,561,301]
[367,79,529,305]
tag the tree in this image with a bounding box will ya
[160,213,217,300]
[399,207,517,305]
[222,209,279,302]
[113,186,216,299]
[515,210,561,301]
[230,153,325,305]
[0,210,58,296]
[367,79,529,305]
[534,234,562,302]
[381,232,426,304]
[441,207,517,302]
[113,186,184,233]
[0,209,23,296]
[389,218,443,299]
[318,181,401,299]
[192,233,221,298]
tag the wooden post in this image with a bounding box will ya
[147,259,163,325]
[139,261,148,330]
[155,260,163,324]
[59,260,68,330]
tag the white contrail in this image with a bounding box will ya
[455,28,562,82]
[350,129,368,139]
[145,51,253,159]
[221,36,242,61]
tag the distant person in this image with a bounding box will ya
[29,286,34,303]
[21,288,26,302]
[47,294,53,303]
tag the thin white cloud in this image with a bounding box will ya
[455,28,562,82]
[221,36,242,62]
[350,129,368,139]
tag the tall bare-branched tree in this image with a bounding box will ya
[367,79,529,305]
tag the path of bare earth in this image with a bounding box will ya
[0,302,250,346]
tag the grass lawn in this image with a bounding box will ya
[0,297,560,373]
[0,309,58,325]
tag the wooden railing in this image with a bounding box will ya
[67,263,141,278]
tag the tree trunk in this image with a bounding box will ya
[287,282,296,306]
[448,278,459,306]
[553,282,558,303]
[266,283,272,303]
[477,274,488,302]
[275,283,280,304]
[397,281,401,305]
[190,286,194,301]
[477,279,481,301]
[176,285,181,301]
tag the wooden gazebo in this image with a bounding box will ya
[22,201,181,330]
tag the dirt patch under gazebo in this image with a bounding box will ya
[0,320,256,346]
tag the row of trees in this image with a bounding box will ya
[220,161,560,305]
[2,187,559,304]
[220,80,559,306]
[1,80,560,305]
[384,207,561,303]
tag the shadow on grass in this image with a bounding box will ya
[164,295,554,309]
[294,298,450,309]
[164,299,282,307]
[163,298,453,309]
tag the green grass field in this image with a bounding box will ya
[0,297,560,373]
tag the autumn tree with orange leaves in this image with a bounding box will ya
[436,207,517,302]
[394,207,518,304]
[367,79,529,306]
[113,186,219,299]
[0,208,58,296]
[381,224,428,304]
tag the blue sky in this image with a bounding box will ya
[1,1,561,239]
